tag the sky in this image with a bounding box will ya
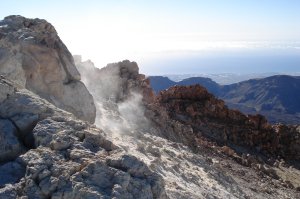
[1,0,300,74]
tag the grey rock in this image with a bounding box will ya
[10,113,38,148]
[0,76,73,121]
[0,75,166,199]
[0,15,96,123]
[0,119,25,162]
[0,75,15,103]
[0,184,18,199]
[11,113,38,134]
[0,161,25,186]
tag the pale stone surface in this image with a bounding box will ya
[0,75,15,103]
[0,76,167,199]
[0,76,72,121]
[0,15,96,122]
[0,184,18,199]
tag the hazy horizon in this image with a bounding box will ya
[1,0,299,75]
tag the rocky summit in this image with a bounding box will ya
[154,85,300,161]
[0,16,300,199]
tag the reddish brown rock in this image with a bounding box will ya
[150,84,300,161]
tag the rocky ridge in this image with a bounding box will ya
[220,75,300,124]
[154,85,300,161]
[75,57,300,198]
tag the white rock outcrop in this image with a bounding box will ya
[0,15,96,123]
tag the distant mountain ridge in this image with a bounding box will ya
[149,76,220,95]
[220,75,300,124]
[149,75,300,124]
[166,73,282,85]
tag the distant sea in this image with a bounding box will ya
[140,44,300,78]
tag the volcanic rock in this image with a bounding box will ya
[153,85,300,161]
[1,15,300,199]
[0,119,26,162]
[75,54,300,198]
[0,75,167,199]
[0,15,96,123]
[75,57,155,104]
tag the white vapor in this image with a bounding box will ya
[74,56,150,138]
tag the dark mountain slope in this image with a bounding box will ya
[148,76,176,93]
[149,75,300,124]
[220,75,300,113]
[149,76,220,95]
[177,77,220,95]
[220,75,300,124]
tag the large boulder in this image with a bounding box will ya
[0,15,96,123]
